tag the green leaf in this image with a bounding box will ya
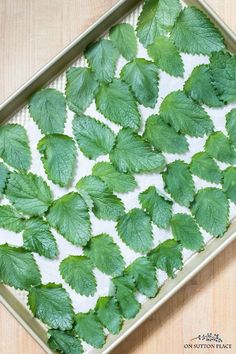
[184,65,224,107]
[38,134,76,187]
[139,186,172,229]
[125,257,158,297]
[171,213,204,251]
[84,233,125,277]
[76,176,125,221]
[46,192,91,246]
[95,296,123,334]
[110,128,166,173]
[110,23,137,60]
[74,311,105,349]
[209,51,236,104]
[72,114,115,160]
[0,244,41,290]
[48,330,83,354]
[0,124,31,171]
[29,88,67,134]
[147,36,184,77]
[6,172,53,216]
[0,205,26,233]
[113,274,140,319]
[205,132,236,164]
[191,187,229,237]
[170,6,225,55]
[137,0,181,47]
[160,90,213,137]
[120,58,159,108]
[226,108,236,147]
[59,256,96,296]
[28,283,74,330]
[0,163,9,198]
[162,160,195,207]
[92,162,137,193]
[222,167,236,204]
[116,208,153,253]
[23,217,58,259]
[143,114,189,154]
[95,79,141,130]
[148,239,183,278]
[85,38,119,83]
[190,152,222,184]
[65,67,99,114]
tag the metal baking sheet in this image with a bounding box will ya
[0,1,236,354]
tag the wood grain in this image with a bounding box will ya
[0,1,236,354]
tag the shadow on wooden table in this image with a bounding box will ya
[112,239,236,354]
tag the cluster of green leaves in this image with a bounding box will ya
[1,1,236,353]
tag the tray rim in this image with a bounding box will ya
[0,0,236,353]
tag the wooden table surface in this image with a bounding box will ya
[0,1,236,353]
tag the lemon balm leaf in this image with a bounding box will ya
[48,330,83,354]
[113,274,140,319]
[205,132,236,164]
[0,205,26,233]
[28,283,74,330]
[162,160,195,207]
[0,244,41,290]
[110,23,137,60]
[139,186,172,229]
[147,36,184,77]
[84,234,125,277]
[116,208,153,253]
[23,217,58,259]
[46,192,91,246]
[184,65,224,107]
[95,79,141,130]
[137,0,181,47]
[6,172,53,216]
[143,115,189,154]
[190,152,222,184]
[148,239,183,278]
[125,257,158,297]
[72,115,115,160]
[120,58,159,108]
[38,134,77,187]
[110,128,166,173]
[76,176,125,221]
[85,38,119,83]
[0,124,31,171]
[74,311,105,349]
[65,67,99,114]
[171,213,204,251]
[59,256,96,296]
[95,297,123,335]
[170,7,225,55]
[29,88,67,134]
[209,51,236,104]
[191,188,229,237]
[160,91,213,137]
[92,162,137,193]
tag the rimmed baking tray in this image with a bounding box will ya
[0,1,236,353]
